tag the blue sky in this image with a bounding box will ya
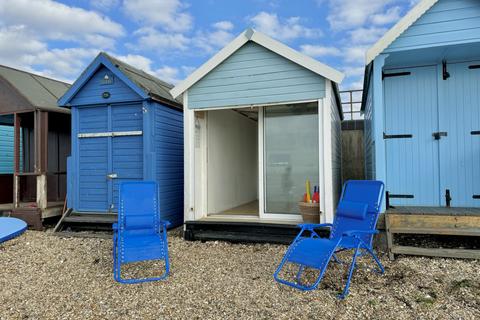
[0,0,419,89]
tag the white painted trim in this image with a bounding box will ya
[366,0,439,64]
[77,130,142,138]
[250,31,344,83]
[317,98,326,223]
[258,106,265,220]
[323,82,334,224]
[171,28,344,98]
[184,91,196,222]
[188,99,319,111]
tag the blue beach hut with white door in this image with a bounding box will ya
[362,0,480,209]
[58,52,183,229]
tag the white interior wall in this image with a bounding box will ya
[207,109,258,214]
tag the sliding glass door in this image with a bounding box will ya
[263,103,319,215]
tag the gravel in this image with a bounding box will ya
[0,230,479,320]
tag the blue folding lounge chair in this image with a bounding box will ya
[274,180,385,299]
[113,181,170,284]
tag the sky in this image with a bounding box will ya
[0,0,420,89]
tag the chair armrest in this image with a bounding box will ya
[298,223,333,230]
[112,223,118,231]
[343,229,379,237]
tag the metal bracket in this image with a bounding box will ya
[433,131,447,140]
[442,60,450,80]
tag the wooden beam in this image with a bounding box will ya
[391,245,480,260]
[13,113,20,208]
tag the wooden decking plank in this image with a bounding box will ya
[391,245,480,259]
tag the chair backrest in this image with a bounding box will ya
[118,181,160,234]
[330,180,384,246]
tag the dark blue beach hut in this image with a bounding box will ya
[58,52,183,228]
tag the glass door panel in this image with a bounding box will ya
[264,103,319,214]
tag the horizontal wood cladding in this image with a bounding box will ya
[189,42,326,109]
[386,0,480,52]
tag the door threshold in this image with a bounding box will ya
[201,215,301,225]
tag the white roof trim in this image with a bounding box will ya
[171,28,344,98]
[366,0,439,65]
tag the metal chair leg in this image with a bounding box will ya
[338,244,361,299]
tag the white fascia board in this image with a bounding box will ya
[366,0,439,65]
[170,30,251,98]
[250,31,344,84]
[171,28,345,98]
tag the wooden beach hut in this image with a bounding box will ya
[57,52,183,230]
[362,0,480,259]
[171,28,344,242]
[0,65,71,229]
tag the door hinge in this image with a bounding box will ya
[442,60,450,80]
[473,195,480,199]
[382,71,411,80]
[468,65,480,70]
[471,131,480,135]
[445,189,452,207]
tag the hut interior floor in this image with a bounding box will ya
[210,200,259,216]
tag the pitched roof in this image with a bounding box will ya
[59,52,181,108]
[366,0,439,64]
[171,28,344,98]
[102,53,181,107]
[0,64,70,114]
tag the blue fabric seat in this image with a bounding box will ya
[113,181,170,284]
[274,180,385,299]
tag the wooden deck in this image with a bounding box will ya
[387,206,480,216]
[385,206,480,260]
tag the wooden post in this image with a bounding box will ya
[13,113,20,208]
[35,110,48,211]
[385,212,395,260]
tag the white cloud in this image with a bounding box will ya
[130,27,190,52]
[154,66,182,85]
[30,48,99,81]
[250,12,322,41]
[342,45,370,63]
[347,27,388,44]
[112,54,155,73]
[0,0,124,43]
[300,44,341,58]
[213,21,234,31]
[371,6,402,25]
[111,54,186,85]
[123,0,192,32]
[325,0,396,31]
[193,21,236,54]
[90,0,119,11]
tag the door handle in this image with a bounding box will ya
[107,173,118,179]
[433,132,447,140]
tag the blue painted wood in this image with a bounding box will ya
[71,66,141,106]
[363,78,375,180]
[385,0,480,53]
[153,102,184,227]
[78,136,109,211]
[67,58,184,226]
[189,42,326,109]
[384,66,440,206]
[0,125,14,174]
[438,61,480,207]
[59,54,148,106]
